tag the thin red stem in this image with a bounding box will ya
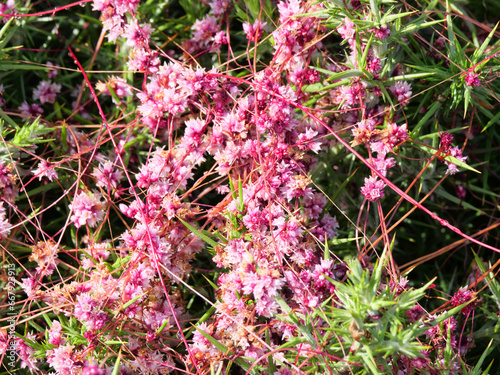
[0,0,92,18]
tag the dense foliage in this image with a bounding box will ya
[0,0,500,374]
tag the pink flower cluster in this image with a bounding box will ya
[0,202,11,239]
[243,19,267,42]
[0,0,15,15]
[16,333,38,371]
[390,81,413,105]
[351,120,408,201]
[33,80,61,105]
[69,191,106,228]
[182,13,227,55]
[444,146,468,175]
[439,132,468,175]
[0,161,17,203]
[464,72,481,87]
[138,62,208,128]
[92,0,140,42]
[33,159,58,182]
[425,315,458,349]
[18,101,43,119]
[11,0,477,372]
[361,176,386,201]
[92,159,123,190]
[96,76,133,104]
[450,287,477,315]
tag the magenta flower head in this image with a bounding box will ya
[389,81,412,106]
[464,72,481,87]
[33,160,58,182]
[18,101,43,119]
[33,80,61,105]
[444,146,468,175]
[69,190,106,228]
[337,17,356,41]
[451,287,478,315]
[372,24,390,39]
[0,202,11,239]
[361,176,386,201]
[439,131,454,153]
[243,19,267,42]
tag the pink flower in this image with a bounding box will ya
[0,329,8,355]
[389,81,412,105]
[405,305,424,322]
[123,20,151,49]
[0,0,15,15]
[96,76,133,104]
[221,112,246,136]
[302,192,326,219]
[74,293,97,320]
[69,191,106,228]
[192,15,219,46]
[213,31,228,45]
[17,333,38,371]
[366,56,382,74]
[216,184,230,194]
[48,321,64,346]
[444,146,468,175]
[297,128,322,153]
[47,344,79,374]
[242,204,263,233]
[311,259,336,292]
[464,72,481,87]
[21,276,37,296]
[104,16,125,42]
[336,82,364,108]
[181,118,205,148]
[0,161,16,203]
[0,202,11,239]
[82,364,106,375]
[450,287,477,315]
[209,0,230,16]
[119,199,146,220]
[369,123,408,156]
[372,24,390,39]
[425,315,458,348]
[320,214,339,239]
[277,0,302,22]
[33,80,61,104]
[128,48,160,73]
[337,17,356,40]
[241,270,284,317]
[74,293,109,330]
[439,131,454,152]
[370,155,396,177]
[92,160,123,190]
[272,216,302,244]
[221,239,249,267]
[243,20,267,42]
[18,101,43,119]
[33,160,58,182]
[46,62,60,79]
[361,176,386,201]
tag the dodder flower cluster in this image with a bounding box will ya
[1,0,477,374]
